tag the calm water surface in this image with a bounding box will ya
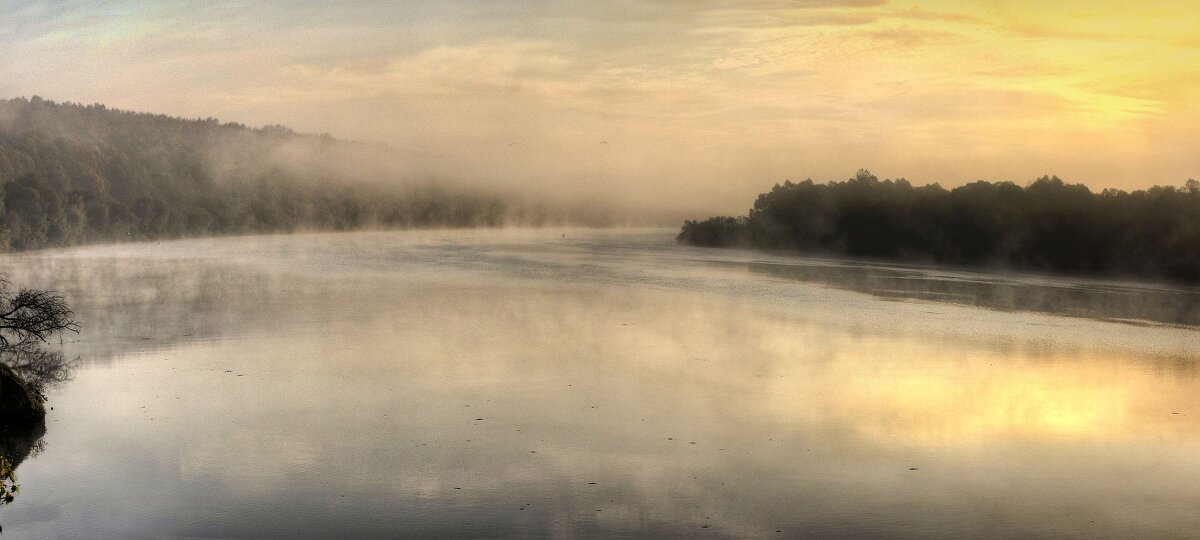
[1,229,1198,538]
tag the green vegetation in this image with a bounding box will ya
[0,97,577,252]
[0,455,17,506]
[679,170,1200,283]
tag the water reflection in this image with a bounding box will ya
[0,414,43,502]
[0,347,72,531]
[0,230,1196,537]
[0,420,43,533]
[741,259,1200,327]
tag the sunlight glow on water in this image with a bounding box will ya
[1,229,1198,538]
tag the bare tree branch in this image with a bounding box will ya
[0,275,80,350]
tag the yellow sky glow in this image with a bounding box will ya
[0,0,1196,215]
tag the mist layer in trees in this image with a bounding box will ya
[678,170,1200,283]
[0,97,606,253]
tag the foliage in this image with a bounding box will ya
[678,170,1200,282]
[0,456,16,506]
[0,96,567,252]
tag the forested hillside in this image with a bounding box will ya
[678,170,1200,283]
[0,97,574,251]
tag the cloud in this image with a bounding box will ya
[859,26,966,48]
[1004,25,1119,42]
[883,6,982,25]
[1,0,1198,216]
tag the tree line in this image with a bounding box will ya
[678,170,1200,283]
[0,96,584,252]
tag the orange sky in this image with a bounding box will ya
[1,1,1197,215]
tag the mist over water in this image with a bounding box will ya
[4,2,1199,536]
[0,229,1198,538]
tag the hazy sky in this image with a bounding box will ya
[1,0,1197,214]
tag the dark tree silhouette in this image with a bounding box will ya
[0,273,76,416]
[0,274,76,517]
[0,276,79,350]
[679,171,1200,283]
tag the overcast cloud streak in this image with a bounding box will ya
[1,0,1196,215]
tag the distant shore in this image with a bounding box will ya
[678,170,1200,283]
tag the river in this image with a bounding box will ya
[1,229,1197,538]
